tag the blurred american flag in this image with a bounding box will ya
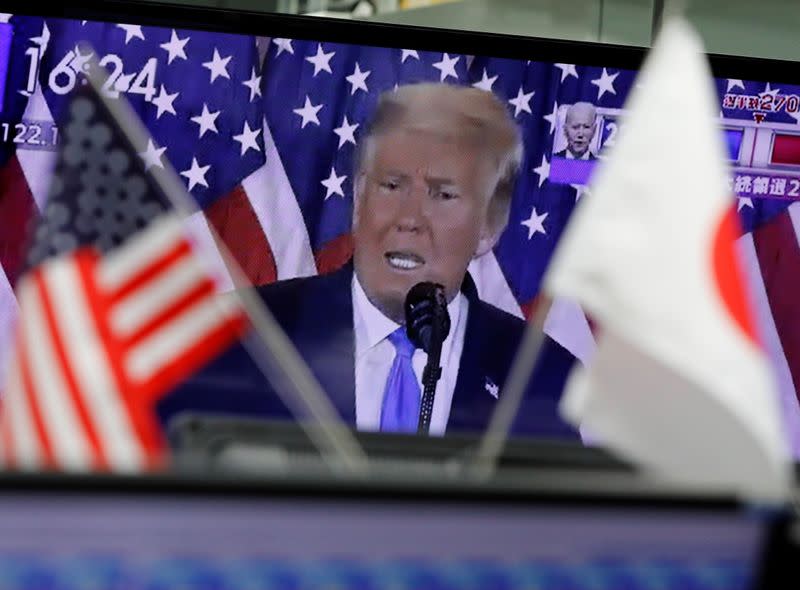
[1,14,800,451]
[2,76,246,470]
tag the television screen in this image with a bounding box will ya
[1,3,800,453]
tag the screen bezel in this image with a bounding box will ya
[0,10,791,578]
[1,0,799,87]
[0,469,755,512]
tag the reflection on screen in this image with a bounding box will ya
[1,12,800,454]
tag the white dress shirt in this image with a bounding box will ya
[352,275,468,435]
[565,147,593,160]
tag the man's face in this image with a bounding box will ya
[353,128,495,323]
[563,106,597,157]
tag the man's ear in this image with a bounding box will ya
[474,220,500,258]
[352,177,362,226]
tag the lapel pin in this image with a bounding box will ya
[485,377,499,399]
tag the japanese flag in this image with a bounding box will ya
[544,19,791,501]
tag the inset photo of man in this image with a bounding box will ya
[553,102,599,161]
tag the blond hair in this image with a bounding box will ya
[355,83,523,235]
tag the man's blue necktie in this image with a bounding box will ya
[380,327,421,433]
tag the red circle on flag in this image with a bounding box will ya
[712,205,758,345]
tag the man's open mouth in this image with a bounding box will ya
[385,251,425,271]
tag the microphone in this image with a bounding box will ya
[404,282,450,434]
[404,282,451,353]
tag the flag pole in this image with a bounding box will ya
[653,0,688,42]
[83,50,369,475]
[469,300,552,479]
[651,0,665,42]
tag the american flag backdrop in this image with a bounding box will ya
[1,14,800,452]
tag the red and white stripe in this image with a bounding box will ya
[745,202,800,455]
[192,118,317,293]
[0,265,18,392]
[1,216,245,471]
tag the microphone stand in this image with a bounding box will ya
[417,301,446,434]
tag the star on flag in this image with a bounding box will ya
[472,69,498,92]
[232,121,262,156]
[160,29,189,64]
[116,23,144,45]
[138,139,166,171]
[180,157,211,191]
[151,85,179,119]
[321,167,347,200]
[293,96,323,128]
[242,68,262,102]
[533,155,550,188]
[521,207,548,239]
[190,103,220,138]
[509,86,534,117]
[346,63,371,95]
[306,43,335,76]
[432,53,460,82]
[202,48,232,83]
[333,116,359,149]
[591,68,619,100]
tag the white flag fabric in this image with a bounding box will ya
[544,18,791,501]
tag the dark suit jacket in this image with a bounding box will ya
[553,148,597,161]
[158,264,578,438]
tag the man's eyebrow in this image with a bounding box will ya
[378,169,410,179]
[425,175,459,186]
[374,169,459,186]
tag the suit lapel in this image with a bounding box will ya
[448,276,498,433]
[292,264,357,424]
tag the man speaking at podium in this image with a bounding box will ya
[159,83,577,438]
